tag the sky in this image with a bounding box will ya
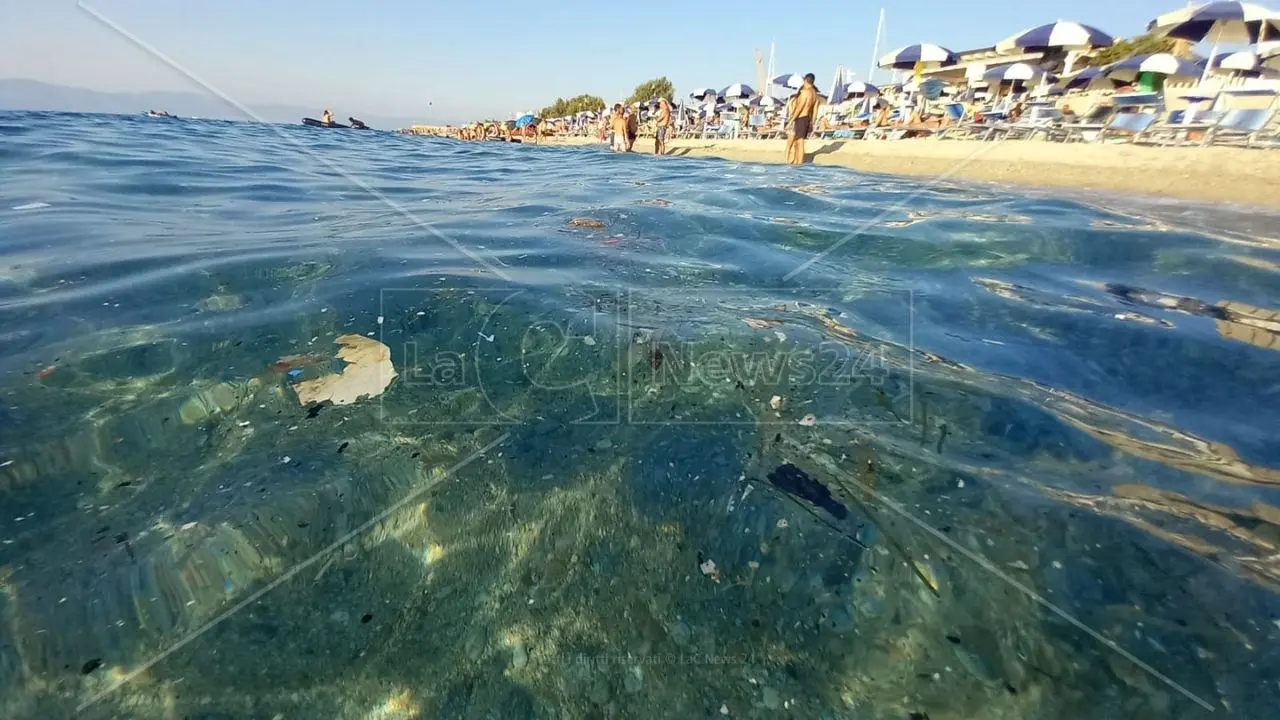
[0,0,1200,123]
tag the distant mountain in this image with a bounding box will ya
[0,79,434,129]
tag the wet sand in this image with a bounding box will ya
[545,135,1280,209]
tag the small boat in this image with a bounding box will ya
[145,111,175,118]
[302,117,350,128]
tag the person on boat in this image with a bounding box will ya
[348,117,367,129]
[321,109,334,124]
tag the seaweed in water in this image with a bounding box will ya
[767,463,849,520]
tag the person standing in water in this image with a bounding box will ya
[654,98,671,155]
[625,106,639,151]
[785,74,819,165]
[610,104,628,152]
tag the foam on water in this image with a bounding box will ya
[1,110,1279,719]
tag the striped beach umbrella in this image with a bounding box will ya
[1148,2,1280,44]
[1261,40,1280,69]
[771,73,806,90]
[1057,66,1120,91]
[983,62,1049,83]
[996,21,1114,52]
[1102,53,1205,81]
[1210,49,1275,74]
[878,44,957,70]
[840,81,879,98]
[748,95,784,109]
[720,83,755,99]
[688,88,719,101]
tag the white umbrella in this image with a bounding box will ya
[996,20,1115,52]
[983,62,1048,83]
[1148,2,1280,83]
[878,44,957,69]
[1102,53,1205,82]
[771,73,806,90]
[1261,39,1280,69]
[721,83,755,99]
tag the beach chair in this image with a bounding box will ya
[1204,108,1277,147]
[987,107,1065,141]
[1137,109,1226,146]
[1093,110,1160,143]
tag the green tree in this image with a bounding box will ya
[539,93,606,118]
[1084,33,1180,67]
[625,77,676,106]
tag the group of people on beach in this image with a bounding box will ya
[594,72,820,163]
[602,98,673,155]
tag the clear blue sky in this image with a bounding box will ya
[1,0,1195,122]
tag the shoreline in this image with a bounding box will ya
[543,135,1280,209]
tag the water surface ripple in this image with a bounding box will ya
[2,111,1279,719]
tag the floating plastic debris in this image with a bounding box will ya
[292,334,397,407]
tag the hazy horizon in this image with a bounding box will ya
[0,0,1207,123]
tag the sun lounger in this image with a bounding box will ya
[1094,111,1159,143]
[1204,108,1276,147]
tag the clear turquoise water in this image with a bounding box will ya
[2,110,1280,719]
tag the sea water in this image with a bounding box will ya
[1,110,1279,719]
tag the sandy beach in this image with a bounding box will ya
[545,135,1280,209]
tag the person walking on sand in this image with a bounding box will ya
[655,98,671,155]
[785,74,819,164]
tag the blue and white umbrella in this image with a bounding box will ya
[1058,66,1120,91]
[689,87,720,100]
[1261,40,1280,69]
[1210,49,1274,74]
[878,44,957,70]
[1148,2,1280,44]
[748,95,784,109]
[1102,53,1205,81]
[772,73,806,90]
[721,83,755,99]
[983,62,1049,83]
[840,81,879,98]
[996,21,1114,53]
[514,113,537,128]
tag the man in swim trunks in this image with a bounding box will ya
[655,98,671,155]
[610,104,628,152]
[785,73,819,164]
[625,107,639,151]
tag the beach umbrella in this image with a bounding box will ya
[721,83,755,99]
[1102,53,1205,81]
[513,113,537,128]
[983,62,1048,83]
[688,87,719,100]
[1149,2,1280,83]
[996,20,1115,52]
[1210,49,1275,74]
[772,73,806,89]
[840,81,879,98]
[1148,1,1280,44]
[1261,39,1280,68]
[878,44,958,70]
[748,95,784,109]
[1057,66,1121,91]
